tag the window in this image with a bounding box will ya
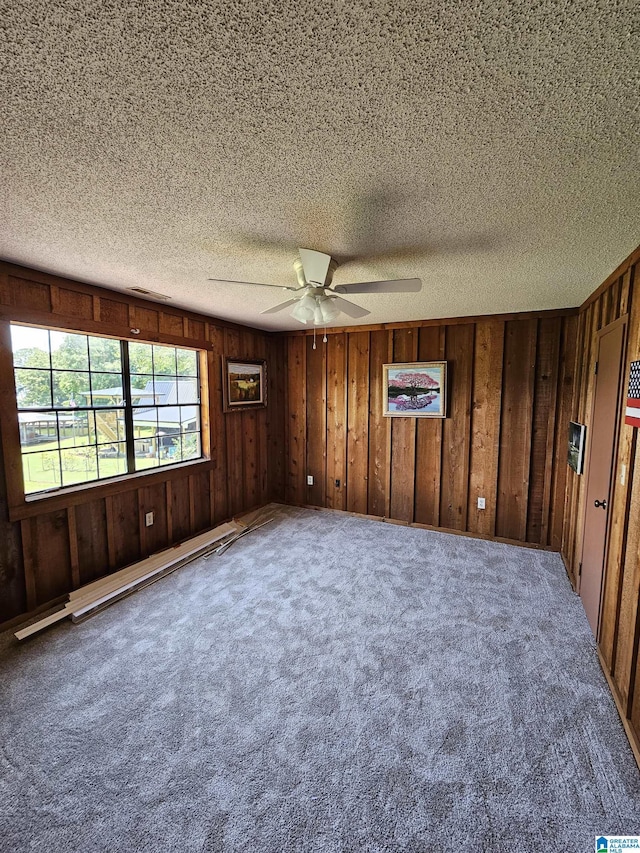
[10,325,203,495]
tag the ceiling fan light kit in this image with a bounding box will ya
[291,291,341,326]
[208,248,422,327]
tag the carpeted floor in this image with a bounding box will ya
[1,504,638,852]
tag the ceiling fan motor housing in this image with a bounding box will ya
[293,255,338,288]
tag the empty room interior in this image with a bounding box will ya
[2,1,640,850]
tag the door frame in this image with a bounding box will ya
[578,313,628,640]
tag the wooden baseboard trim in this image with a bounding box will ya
[14,520,240,640]
[281,501,558,552]
[560,551,578,591]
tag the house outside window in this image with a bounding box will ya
[11,324,202,495]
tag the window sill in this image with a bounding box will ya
[9,455,216,522]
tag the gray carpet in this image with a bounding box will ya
[1,505,638,852]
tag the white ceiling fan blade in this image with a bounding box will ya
[331,296,371,319]
[298,248,332,286]
[208,278,298,291]
[333,277,422,294]
[260,298,300,315]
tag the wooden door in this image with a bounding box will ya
[580,317,627,637]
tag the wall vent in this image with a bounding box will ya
[127,286,171,301]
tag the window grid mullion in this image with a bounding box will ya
[12,327,203,495]
[121,341,136,475]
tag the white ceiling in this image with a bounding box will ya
[2,1,639,331]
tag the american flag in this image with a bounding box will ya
[626,360,640,428]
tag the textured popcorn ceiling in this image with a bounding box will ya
[1,1,639,330]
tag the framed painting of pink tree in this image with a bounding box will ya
[382,361,447,418]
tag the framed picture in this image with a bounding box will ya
[223,358,267,412]
[568,421,586,474]
[382,361,447,418]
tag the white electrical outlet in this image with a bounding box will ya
[477,497,486,510]
[145,511,154,527]
[307,475,314,486]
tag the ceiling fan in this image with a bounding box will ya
[208,248,421,326]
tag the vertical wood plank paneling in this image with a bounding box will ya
[440,323,474,531]
[620,269,632,315]
[326,333,348,510]
[600,282,640,670]
[105,496,117,569]
[139,482,168,556]
[549,315,578,551]
[600,429,635,672]
[0,400,26,619]
[496,319,538,541]
[266,335,286,503]
[165,481,174,542]
[613,436,640,709]
[209,327,229,524]
[242,411,259,509]
[347,331,370,514]
[33,510,72,604]
[367,330,392,517]
[0,321,27,507]
[111,491,141,568]
[239,329,260,511]
[75,499,110,586]
[610,277,622,321]
[20,518,37,610]
[306,335,327,507]
[253,333,270,505]
[281,315,571,544]
[389,329,419,522]
[527,317,562,544]
[632,635,640,737]
[190,471,212,534]
[467,320,504,537]
[415,326,446,527]
[66,506,81,590]
[601,286,612,328]
[206,471,214,527]
[224,328,244,516]
[169,477,191,543]
[605,267,640,704]
[286,336,306,505]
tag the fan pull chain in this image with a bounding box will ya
[323,329,328,343]
[313,327,317,350]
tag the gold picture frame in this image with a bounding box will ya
[382,361,447,418]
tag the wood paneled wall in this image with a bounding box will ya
[561,245,640,759]
[284,310,577,548]
[0,262,286,623]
